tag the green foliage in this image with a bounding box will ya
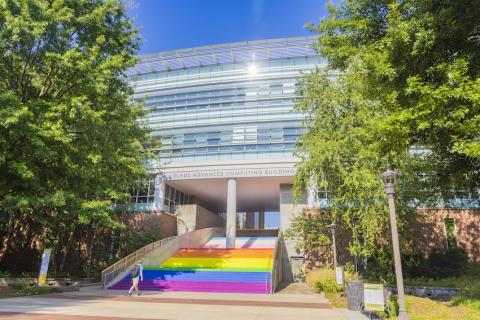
[283,209,332,258]
[296,0,480,278]
[8,283,62,297]
[0,0,150,276]
[116,222,161,259]
[403,248,469,280]
[427,248,469,279]
[315,278,343,294]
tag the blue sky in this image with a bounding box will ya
[127,0,328,54]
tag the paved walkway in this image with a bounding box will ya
[0,285,369,320]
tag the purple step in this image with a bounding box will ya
[110,280,271,294]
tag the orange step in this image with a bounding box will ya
[175,248,274,258]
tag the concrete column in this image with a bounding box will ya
[258,210,265,229]
[245,211,255,229]
[226,178,237,248]
[154,174,166,211]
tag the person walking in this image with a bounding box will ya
[128,260,144,296]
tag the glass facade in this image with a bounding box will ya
[128,37,324,164]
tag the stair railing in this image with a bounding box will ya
[101,236,176,289]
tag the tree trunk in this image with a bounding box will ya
[59,230,75,273]
[0,212,17,260]
[86,224,96,278]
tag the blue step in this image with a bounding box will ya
[123,270,271,283]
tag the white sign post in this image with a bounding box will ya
[364,283,385,313]
[38,248,52,286]
[335,266,344,286]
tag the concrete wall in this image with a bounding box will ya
[279,184,308,282]
[128,211,177,238]
[175,204,225,235]
[142,227,225,268]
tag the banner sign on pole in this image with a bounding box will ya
[364,283,385,312]
[335,266,344,285]
[38,248,52,286]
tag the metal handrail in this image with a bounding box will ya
[101,236,176,289]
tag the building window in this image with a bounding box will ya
[130,180,155,204]
[163,184,191,208]
[444,217,458,250]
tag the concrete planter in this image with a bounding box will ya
[385,285,460,298]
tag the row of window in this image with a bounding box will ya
[143,90,296,109]
[163,184,191,208]
[163,127,305,142]
[130,180,155,204]
[128,180,193,209]
[130,57,325,83]
[140,82,296,104]
[163,143,297,155]
[130,65,316,95]
[147,113,304,130]
[134,75,297,99]
[160,137,299,151]
[161,150,295,162]
[145,99,295,114]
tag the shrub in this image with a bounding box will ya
[427,248,468,278]
[306,267,357,294]
[315,278,343,294]
[8,284,62,296]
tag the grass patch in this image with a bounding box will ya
[404,295,480,320]
[307,267,480,319]
[306,267,358,309]
[306,267,358,291]
[324,291,347,308]
[405,274,480,311]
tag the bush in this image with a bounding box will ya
[315,278,343,294]
[427,248,468,278]
[403,248,469,279]
[8,284,62,296]
[306,267,357,294]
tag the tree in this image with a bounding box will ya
[295,0,480,277]
[0,0,149,276]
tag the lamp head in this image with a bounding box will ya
[381,168,396,194]
[381,168,397,184]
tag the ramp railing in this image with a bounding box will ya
[101,236,176,289]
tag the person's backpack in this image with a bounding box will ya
[130,264,140,278]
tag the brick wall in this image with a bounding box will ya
[129,211,177,238]
[300,208,480,270]
[409,209,480,262]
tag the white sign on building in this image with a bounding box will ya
[164,167,295,181]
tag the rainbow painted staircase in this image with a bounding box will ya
[110,236,277,294]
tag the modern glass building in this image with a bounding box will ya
[120,36,480,273]
[126,37,324,225]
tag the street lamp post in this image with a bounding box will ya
[330,223,338,269]
[381,169,409,320]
